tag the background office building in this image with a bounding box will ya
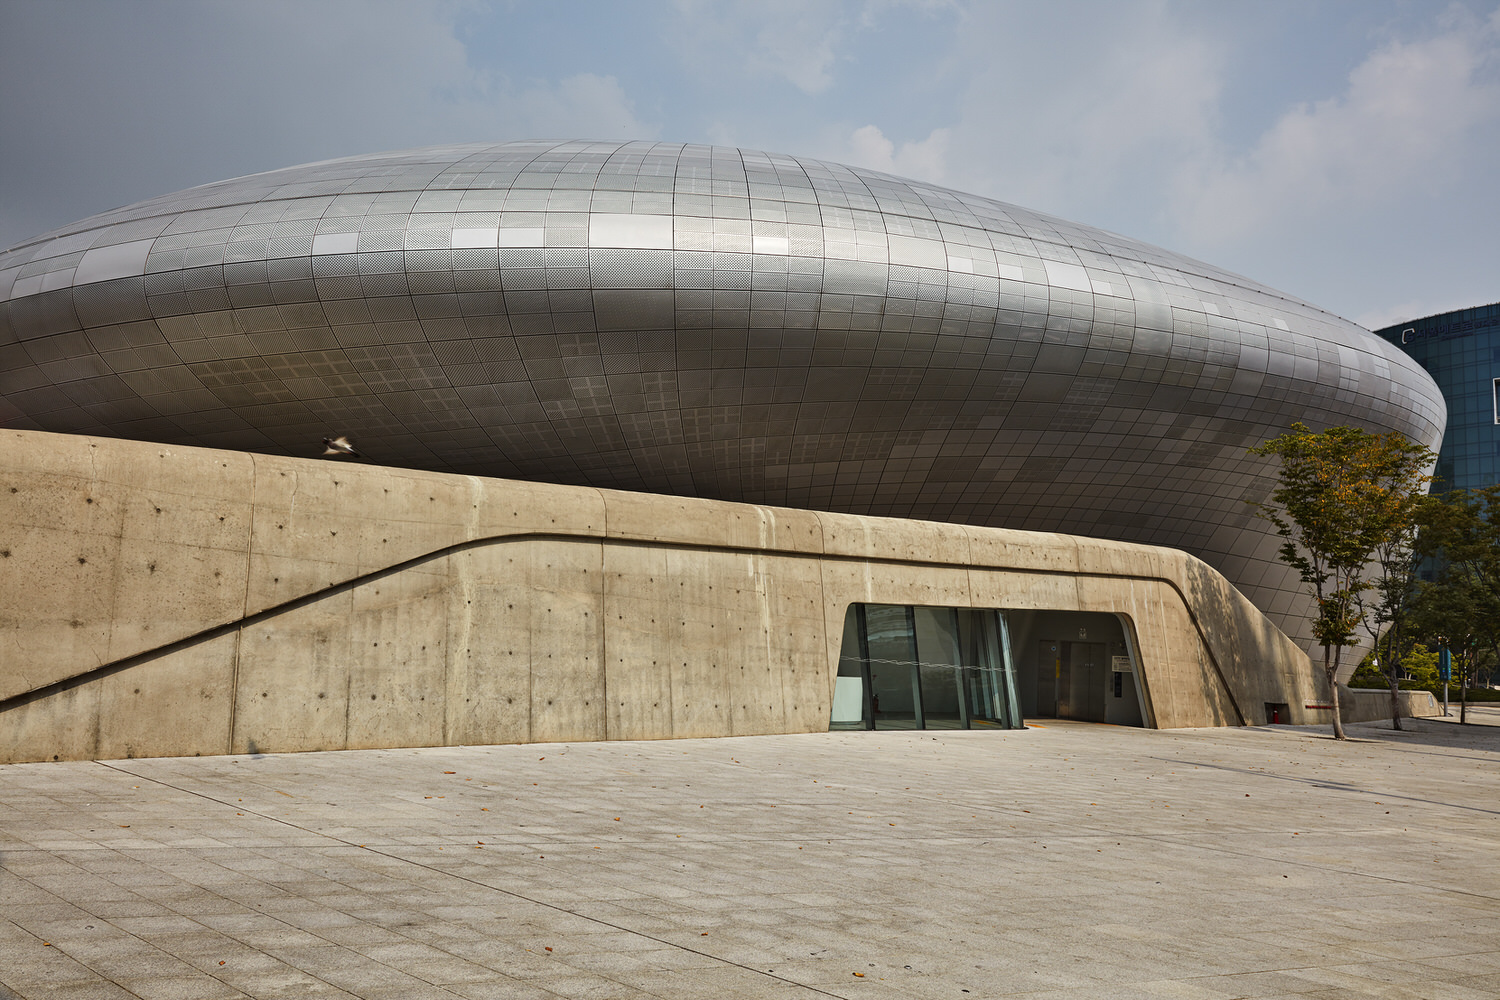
[1376,302,1500,491]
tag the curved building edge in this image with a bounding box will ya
[0,142,1449,666]
[7,428,1444,763]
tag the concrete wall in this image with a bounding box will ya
[0,430,1327,762]
[1339,686,1442,724]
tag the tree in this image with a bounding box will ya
[1411,485,1500,723]
[1408,580,1479,721]
[1249,424,1435,739]
[1350,641,1439,692]
[1397,642,1441,691]
[1353,483,1437,730]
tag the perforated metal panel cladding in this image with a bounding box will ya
[0,141,1447,655]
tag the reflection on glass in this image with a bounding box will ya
[915,606,963,728]
[866,604,920,729]
[958,608,1020,727]
[833,603,1022,731]
[830,605,867,730]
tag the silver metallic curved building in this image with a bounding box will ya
[0,141,1445,651]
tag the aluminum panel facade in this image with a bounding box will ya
[0,141,1446,654]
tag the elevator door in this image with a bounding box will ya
[1058,641,1107,722]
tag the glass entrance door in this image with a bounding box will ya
[914,606,963,729]
[959,609,1014,727]
[866,603,921,729]
[832,603,1022,731]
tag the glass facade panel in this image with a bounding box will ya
[866,604,921,729]
[833,603,1023,731]
[830,607,867,730]
[1376,303,1500,491]
[957,608,1021,728]
[914,607,964,729]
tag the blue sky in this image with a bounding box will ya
[2,0,1497,329]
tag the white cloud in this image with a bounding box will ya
[1174,8,1500,246]
[3,0,1496,324]
[849,125,899,169]
[497,73,651,139]
[670,0,847,94]
[844,124,951,182]
[0,0,656,246]
[804,3,1499,320]
[885,3,1225,219]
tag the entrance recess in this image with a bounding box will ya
[831,606,1148,731]
[1010,610,1146,726]
[830,604,1023,731]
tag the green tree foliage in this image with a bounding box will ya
[1400,643,1442,691]
[1410,584,1482,721]
[1354,480,1436,730]
[1249,423,1435,739]
[1422,486,1500,642]
[1350,642,1440,692]
[1409,485,1500,721]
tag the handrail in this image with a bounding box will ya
[0,528,1248,724]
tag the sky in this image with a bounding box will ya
[2,0,1497,330]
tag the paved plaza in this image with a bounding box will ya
[3,711,1499,999]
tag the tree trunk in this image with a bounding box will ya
[1327,645,1346,740]
[1460,654,1469,725]
[1386,624,1403,732]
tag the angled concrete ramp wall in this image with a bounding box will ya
[0,430,1326,762]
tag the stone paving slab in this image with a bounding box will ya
[3,709,1500,999]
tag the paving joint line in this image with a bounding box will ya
[0,913,158,1000]
[1128,830,1500,904]
[97,760,853,1000]
[86,761,492,1000]
[1148,755,1500,817]
[6,853,385,1000]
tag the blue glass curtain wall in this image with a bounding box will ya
[831,604,1023,731]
